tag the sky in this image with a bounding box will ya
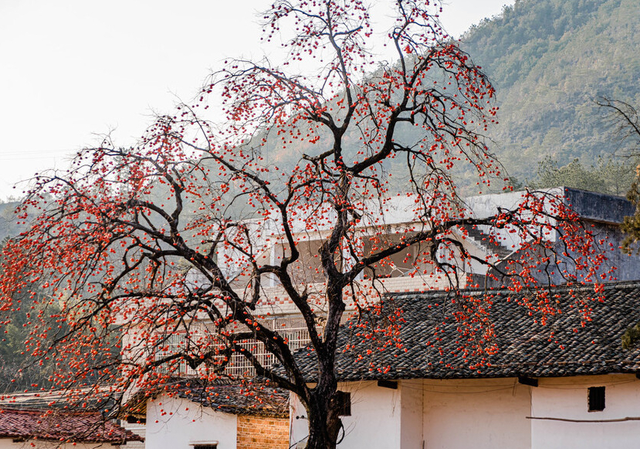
[0,0,514,201]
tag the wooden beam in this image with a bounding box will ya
[518,376,538,387]
[377,380,398,389]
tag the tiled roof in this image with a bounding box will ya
[0,408,142,443]
[128,379,289,419]
[174,379,289,418]
[293,281,640,381]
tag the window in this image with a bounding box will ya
[588,386,605,412]
[190,441,218,449]
[335,391,351,416]
[125,415,146,424]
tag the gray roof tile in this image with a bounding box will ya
[294,282,640,381]
[0,408,142,443]
[166,379,289,418]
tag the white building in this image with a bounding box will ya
[289,281,640,449]
[127,379,289,449]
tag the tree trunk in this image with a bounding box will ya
[304,388,343,449]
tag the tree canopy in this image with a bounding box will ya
[0,1,610,448]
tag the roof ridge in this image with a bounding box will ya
[387,280,640,300]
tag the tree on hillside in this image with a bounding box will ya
[0,1,608,448]
[533,155,634,195]
[597,97,640,253]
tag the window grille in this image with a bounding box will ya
[153,316,315,378]
[155,333,198,376]
[224,318,312,378]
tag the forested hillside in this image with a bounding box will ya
[460,0,640,184]
[0,202,27,243]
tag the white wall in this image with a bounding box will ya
[400,379,423,449]
[146,394,237,449]
[422,378,531,449]
[292,375,640,449]
[292,378,530,449]
[288,392,308,448]
[339,381,402,449]
[531,374,640,449]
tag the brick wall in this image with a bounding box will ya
[237,415,289,449]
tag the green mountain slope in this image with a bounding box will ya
[460,0,640,181]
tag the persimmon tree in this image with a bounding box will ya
[0,1,608,448]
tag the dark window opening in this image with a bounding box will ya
[588,386,605,412]
[377,380,398,389]
[335,391,351,416]
[193,445,218,449]
[125,415,146,424]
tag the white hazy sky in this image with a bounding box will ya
[0,0,513,200]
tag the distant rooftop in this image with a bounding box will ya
[0,408,142,444]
